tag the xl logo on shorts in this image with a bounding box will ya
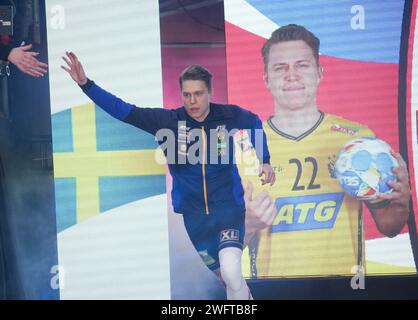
[220,229,239,242]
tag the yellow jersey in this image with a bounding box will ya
[237,112,375,278]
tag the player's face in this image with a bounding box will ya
[264,40,323,111]
[181,80,211,122]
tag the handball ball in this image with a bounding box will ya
[335,137,399,200]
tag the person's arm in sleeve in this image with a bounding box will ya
[79,78,133,120]
[249,115,275,186]
[0,43,13,61]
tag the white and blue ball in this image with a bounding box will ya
[335,137,399,200]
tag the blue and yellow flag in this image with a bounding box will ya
[52,103,166,232]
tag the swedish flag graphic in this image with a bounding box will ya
[52,103,166,232]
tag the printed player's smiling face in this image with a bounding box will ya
[264,40,323,111]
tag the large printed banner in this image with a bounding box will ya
[41,0,418,300]
[224,0,417,277]
[46,0,170,299]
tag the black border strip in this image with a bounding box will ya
[398,0,418,272]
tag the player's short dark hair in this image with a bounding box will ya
[261,24,320,72]
[179,65,213,93]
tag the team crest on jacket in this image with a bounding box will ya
[216,125,228,156]
[178,121,190,156]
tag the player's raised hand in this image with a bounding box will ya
[259,163,276,186]
[61,51,87,85]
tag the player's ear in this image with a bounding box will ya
[317,64,324,84]
[263,71,270,89]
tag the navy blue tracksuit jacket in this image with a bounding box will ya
[81,79,270,216]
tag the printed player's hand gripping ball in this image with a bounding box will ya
[335,137,399,201]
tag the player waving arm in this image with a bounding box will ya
[61,51,173,134]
